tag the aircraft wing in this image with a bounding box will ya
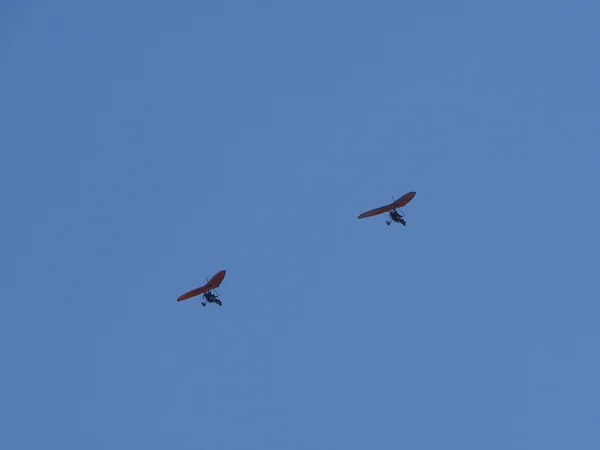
[206,270,226,290]
[177,284,212,302]
[392,191,416,208]
[358,203,395,219]
[177,270,226,302]
[357,192,416,219]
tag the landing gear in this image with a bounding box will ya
[202,291,222,307]
[388,210,407,226]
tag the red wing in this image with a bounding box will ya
[177,270,226,302]
[177,284,211,302]
[392,191,416,208]
[358,203,395,219]
[357,192,416,219]
[206,270,226,290]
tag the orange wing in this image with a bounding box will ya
[206,270,226,290]
[358,204,395,219]
[358,192,415,219]
[177,270,226,302]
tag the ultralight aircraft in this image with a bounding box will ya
[358,191,416,226]
[177,269,226,307]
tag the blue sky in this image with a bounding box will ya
[2,1,599,448]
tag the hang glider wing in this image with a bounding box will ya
[206,270,226,290]
[392,191,416,209]
[358,203,396,219]
[358,192,416,219]
[177,270,226,302]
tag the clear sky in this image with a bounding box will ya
[2,1,600,449]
